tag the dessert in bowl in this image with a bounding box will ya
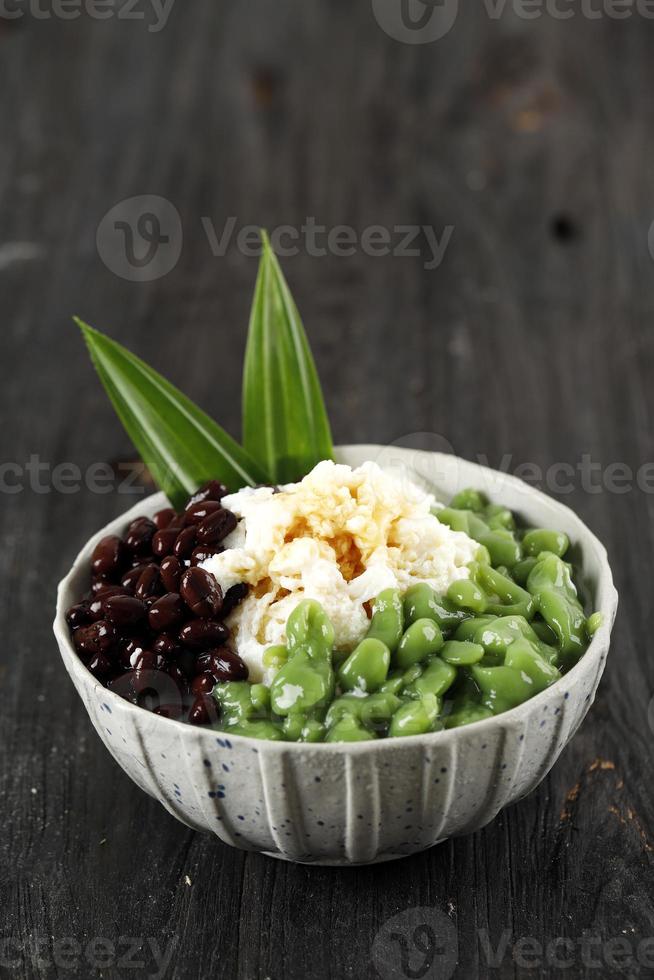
[54,445,617,865]
[56,241,616,862]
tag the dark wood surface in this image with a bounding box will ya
[2,3,654,978]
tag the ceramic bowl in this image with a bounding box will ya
[54,445,617,865]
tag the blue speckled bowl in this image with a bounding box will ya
[53,446,617,865]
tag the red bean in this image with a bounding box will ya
[222,583,249,617]
[148,593,185,632]
[167,664,189,694]
[188,694,217,726]
[88,597,104,620]
[131,650,165,672]
[89,586,128,620]
[176,650,197,678]
[153,507,176,530]
[87,653,113,678]
[68,491,246,727]
[184,500,223,526]
[125,517,156,555]
[196,647,248,682]
[173,526,197,560]
[133,667,184,705]
[190,546,222,567]
[160,555,182,593]
[65,601,93,629]
[186,480,228,507]
[106,673,139,704]
[103,595,147,628]
[154,703,187,720]
[121,563,148,592]
[135,564,162,600]
[153,633,182,659]
[73,620,116,657]
[120,638,149,669]
[192,673,215,695]
[152,527,178,558]
[179,619,229,650]
[196,509,237,547]
[91,535,127,579]
[98,580,126,595]
[180,567,223,618]
[132,668,160,696]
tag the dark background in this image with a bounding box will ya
[2,2,654,978]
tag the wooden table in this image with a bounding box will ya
[2,2,653,977]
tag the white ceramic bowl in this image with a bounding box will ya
[54,446,617,865]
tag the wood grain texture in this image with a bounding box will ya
[1,2,653,978]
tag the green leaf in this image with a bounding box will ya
[242,232,334,483]
[76,318,269,509]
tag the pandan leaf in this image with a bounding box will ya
[76,318,268,509]
[242,231,334,483]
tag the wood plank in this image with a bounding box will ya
[1,2,653,977]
